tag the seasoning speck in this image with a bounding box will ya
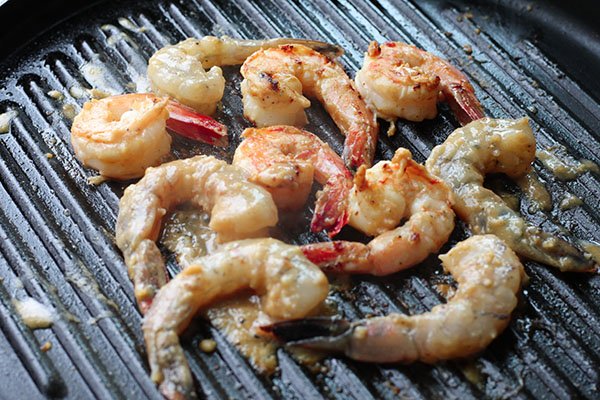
[13,298,54,329]
[40,341,52,352]
[199,339,217,353]
[462,44,473,55]
[47,90,64,101]
[45,153,55,159]
[0,110,18,134]
[88,175,109,185]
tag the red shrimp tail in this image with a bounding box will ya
[166,100,229,147]
[444,83,485,126]
[310,177,351,237]
[342,128,377,170]
[301,241,371,273]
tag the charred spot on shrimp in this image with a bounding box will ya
[259,72,280,92]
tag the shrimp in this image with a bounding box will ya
[115,155,278,313]
[232,125,353,236]
[240,44,379,169]
[71,93,227,180]
[301,148,455,275]
[143,238,328,399]
[426,117,597,272]
[147,36,343,115]
[355,41,485,125]
[266,235,526,363]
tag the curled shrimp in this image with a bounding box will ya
[143,238,329,399]
[232,125,353,236]
[148,36,343,115]
[71,93,227,180]
[302,148,455,275]
[355,41,485,125]
[426,117,597,272]
[241,44,379,169]
[115,155,278,313]
[266,235,526,363]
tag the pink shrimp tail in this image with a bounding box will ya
[166,100,229,146]
[301,241,370,273]
[310,177,351,237]
[342,128,377,170]
[443,83,485,125]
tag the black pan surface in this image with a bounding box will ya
[0,0,599,399]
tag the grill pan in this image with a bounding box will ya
[1,0,599,399]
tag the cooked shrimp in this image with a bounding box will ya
[266,235,526,363]
[71,93,227,180]
[426,117,597,272]
[148,36,343,115]
[143,238,328,399]
[232,125,353,236]
[355,41,485,125]
[301,148,455,275]
[115,155,278,313]
[241,44,379,169]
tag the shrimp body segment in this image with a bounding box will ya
[148,36,343,115]
[267,235,526,363]
[426,117,596,272]
[115,155,278,313]
[71,93,171,180]
[143,238,329,399]
[233,126,353,236]
[241,44,379,169]
[71,94,228,180]
[302,148,455,275]
[355,41,485,125]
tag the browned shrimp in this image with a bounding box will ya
[233,125,353,236]
[241,44,379,169]
[355,41,485,125]
[144,239,328,399]
[301,148,455,275]
[115,155,278,313]
[267,235,526,363]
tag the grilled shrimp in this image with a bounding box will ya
[355,41,485,125]
[71,93,227,180]
[267,235,526,363]
[148,36,343,115]
[241,44,379,169]
[302,148,455,275]
[232,125,353,236]
[143,238,328,399]
[115,155,278,313]
[426,117,597,272]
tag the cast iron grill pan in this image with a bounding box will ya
[0,0,599,398]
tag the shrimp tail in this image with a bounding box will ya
[166,100,228,146]
[301,241,371,273]
[443,83,485,126]
[262,317,354,353]
[343,128,377,169]
[310,177,351,237]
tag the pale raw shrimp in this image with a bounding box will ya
[148,36,343,115]
[71,93,227,180]
[241,44,379,169]
[115,155,278,313]
[426,117,597,272]
[232,125,353,236]
[266,235,526,363]
[355,41,485,125]
[143,238,329,399]
[301,148,455,275]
